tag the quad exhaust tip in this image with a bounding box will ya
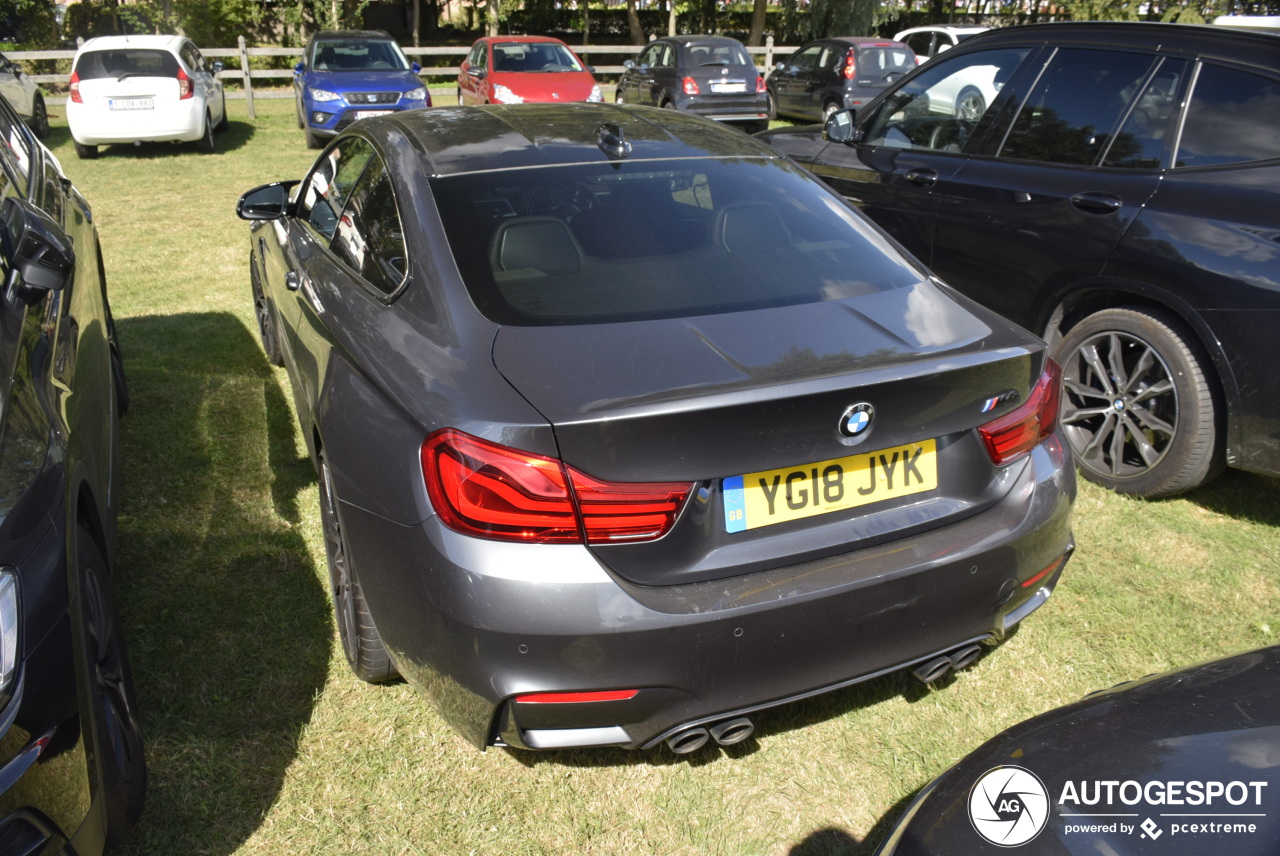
[912,643,986,684]
[667,716,756,754]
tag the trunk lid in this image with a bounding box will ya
[492,281,1048,586]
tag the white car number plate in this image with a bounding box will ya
[109,98,154,111]
[710,82,747,93]
[354,110,393,120]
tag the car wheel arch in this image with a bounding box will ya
[1045,279,1243,474]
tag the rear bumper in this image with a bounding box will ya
[67,96,206,144]
[342,434,1075,751]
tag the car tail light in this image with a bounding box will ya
[979,360,1062,465]
[421,429,691,544]
[177,67,193,99]
[69,70,82,103]
[842,49,857,80]
[515,690,639,703]
[682,76,699,96]
[755,74,766,93]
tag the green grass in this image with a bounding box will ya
[41,98,1280,856]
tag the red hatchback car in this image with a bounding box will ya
[457,36,602,105]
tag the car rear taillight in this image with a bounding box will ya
[978,360,1062,465]
[682,76,700,96]
[842,49,857,80]
[515,690,640,703]
[755,74,766,93]
[69,70,82,103]
[177,67,193,99]
[421,429,691,544]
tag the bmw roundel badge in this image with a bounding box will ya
[838,403,875,439]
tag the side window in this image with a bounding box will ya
[1104,59,1189,169]
[1176,63,1280,168]
[297,137,374,241]
[469,43,485,68]
[332,158,408,295]
[789,45,822,72]
[637,44,658,68]
[999,48,1159,166]
[863,47,1029,153]
[656,44,674,69]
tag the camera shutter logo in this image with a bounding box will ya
[968,766,1050,847]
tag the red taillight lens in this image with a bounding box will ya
[842,50,857,80]
[515,690,640,704]
[978,360,1062,465]
[177,67,193,99]
[682,76,699,96]
[69,70,82,103]
[755,74,766,93]
[421,429,691,544]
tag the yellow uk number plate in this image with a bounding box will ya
[723,439,937,533]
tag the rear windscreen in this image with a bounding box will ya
[74,49,180,80]
[432,157,922,326]
[685,42,755,68]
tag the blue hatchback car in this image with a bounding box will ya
[293,30,430,149]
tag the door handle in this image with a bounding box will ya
[1070,192,1123,214]
[905,168,938,187]
[285,270,302,291]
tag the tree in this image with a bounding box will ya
[801,0,887,40]
[0,0,58,46]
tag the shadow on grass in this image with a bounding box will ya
[1185,467,1280,527]
[785,785,923,856]
[110,311,328,855]
[40,119,255,159]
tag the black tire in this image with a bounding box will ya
[614,88,625,104]
[76,528,146,847]
[456,87,465,106]
[196,113,215,154]
[251,263,283,366]
[955,87,986,121]
[822,100,841,122]
[74,140,98,159]
[766,90,777,121]
[304,125,322,150]
[319,455,398,683]
[1053,306,1222,498]
[296,100,304,128]
[30,93,49,139]
[107,315,130,417]
[662,99,678,111]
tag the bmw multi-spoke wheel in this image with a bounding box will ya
[251,262,283,366]
[1054,307,1220,498]
[319,455,398,683]
[77,528,146,846]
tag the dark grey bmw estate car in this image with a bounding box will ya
[236,103,1074,753]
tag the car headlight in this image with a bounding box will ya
[587,84,603,103]
[405,86,427,101]
[0,571,18,695]
[309,87,340,102]
[492,84,524,104]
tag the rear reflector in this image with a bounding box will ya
[978,360,1062,465]
[421,429,691,544]
[69,71,82,103]
[515,690,640,704]
[682,76,699,96]
[1021,556,1065,589]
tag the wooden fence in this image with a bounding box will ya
[9,37,794,118]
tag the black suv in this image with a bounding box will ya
[766,37,917,123]
[760,22,1280,497]
[615,35,769,133]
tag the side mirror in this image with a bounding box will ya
[823,108,859,144]
[1,197,75,298]
[212,61,224,74]
[623,59,635,70]
[411,61,421,74]
[294,61,305,74]
[467,66,484,78]
[236,181,299,221]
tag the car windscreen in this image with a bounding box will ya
[492,42,584,73]
[312,40,409,71]
[74,49,180,80]
[432,157,923,326]
[685,42,754,68]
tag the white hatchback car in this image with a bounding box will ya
[0,52,49,139]
[67,34,226,158]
